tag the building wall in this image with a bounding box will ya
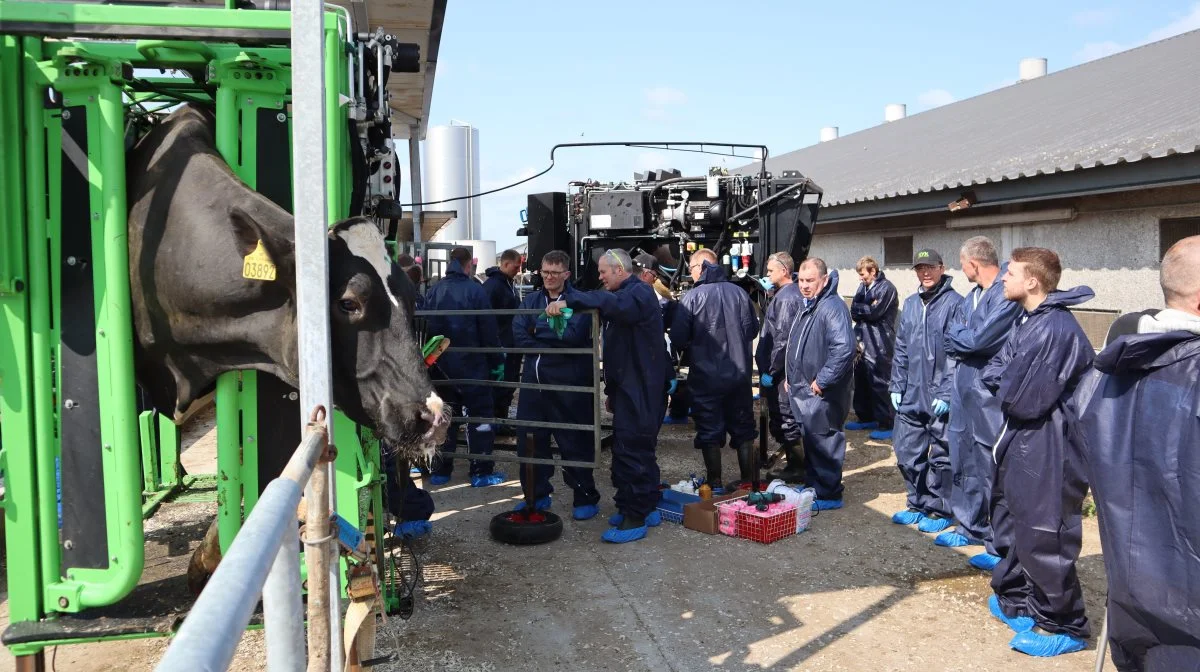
[812,191,1200,317]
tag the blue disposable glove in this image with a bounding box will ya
[757,276,774,291]
[890,392,902,409]
[932,399,949,417]
[668,378,678,395]
[760,373,774,388]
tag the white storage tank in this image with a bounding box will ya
[424,121,481,242]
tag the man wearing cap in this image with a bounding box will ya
[754,251,806,482]
[671,248,760,491]
[633,253,687,422]
[887,249,961,533]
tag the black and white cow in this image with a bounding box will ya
[125,105,445,587]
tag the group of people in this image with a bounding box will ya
[419,233,1200,669]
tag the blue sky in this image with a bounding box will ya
[407,1,1200,252]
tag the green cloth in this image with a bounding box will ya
[547,307,574,338]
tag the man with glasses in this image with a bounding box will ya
[511,250,601,521]
[754,252,806,482]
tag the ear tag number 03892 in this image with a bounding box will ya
[242,240,277,281]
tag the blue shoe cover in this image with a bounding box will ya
[970,552,1001,571]
[608,510,662,527]
[812,499,843,511]
[573,504,599,521]
[846,421,879,431]
[397,520,432,539]
[601,525,648,543]
[1009,629,1085,657]
[918,515,953,533]
[514,496,552,512]
[934,531,971,547]
[409,466,423,476]
[989,595,1035,633]
[470,472,506,488]
[868,429,893,441]
[891,509,923,525]
[429,474,451,486]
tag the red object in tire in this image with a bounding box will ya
[504,511,547,524]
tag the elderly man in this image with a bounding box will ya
[887,249,960,533]
[483,249,524,430]
[937,236,1023,568]
[511,250,600,521]
[980,247,1094,658]
[548,248,666,543]
[672,248,760,491]
[1073,235,1200,671]
[785,258,855,510]
[847,256,899,441]
[424,247,505,487]
[754,252,806,482]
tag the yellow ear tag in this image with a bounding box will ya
[242,240,278,281]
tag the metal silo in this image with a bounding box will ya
[424,121,481,242]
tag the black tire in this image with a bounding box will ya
[489,510,563,545]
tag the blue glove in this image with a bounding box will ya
[932,399,949,417]
[890,392,902,410]
[757,276,774,291]
[760,373,774,388]
[668,378,678,395]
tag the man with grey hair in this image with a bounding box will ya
[937,236,1022,569]
[549,247,666,543]
[1073,235,1200,670]
[785,257,855,510]
[755,251,806,482]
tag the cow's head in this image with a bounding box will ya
[322,218,448,460]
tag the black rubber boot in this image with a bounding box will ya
[736,441,757,483]
[769,443,806,483]
[700,444,723,490]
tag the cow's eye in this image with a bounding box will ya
[338,299,361,314]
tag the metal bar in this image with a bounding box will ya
[291,2,335,670]
[438,452,597,470]
[591,306,602,464]
[415,308,564,316]
[156,426,327,672]
[0,3,305,31]
[455,416,594,432]
[408,127,423,243]
[264,520,304,672]
[435,379,596,393]
[444,347,594,355]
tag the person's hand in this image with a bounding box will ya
[809,380,822,396]
[783,381,790,394]
[890,392,902,409]
[545,299,566,317]
[932,399,949,417]
[757,276,774,291]
[491,364,505,381]
[668,379,678,395]
[760,373,774,388]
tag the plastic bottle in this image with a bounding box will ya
[698,483,713,500]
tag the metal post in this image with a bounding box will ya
[291,2,336,671]
[264,521,304,672]
[408,126,423,243]
[592,310,602,461]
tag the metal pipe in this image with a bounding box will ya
[156,426,327,672]
[408,128,424,243]
[1094,604,1109,672]
[443,346,593,355]
[454,416,593,432]
[435,379,595,393]
[292,1,337,669]
[439,452,597,469]
[591,310,602,464]
[376,40,384,120]
[263,520,304,672]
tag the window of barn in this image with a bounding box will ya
[883,236,914,267]
[1160,217,1200,259]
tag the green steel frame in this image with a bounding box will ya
[0,2,400,659]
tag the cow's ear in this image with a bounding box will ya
[229,206,272,258]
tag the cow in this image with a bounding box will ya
[124,104,447,590]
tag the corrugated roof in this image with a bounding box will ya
[753,29,1200,208]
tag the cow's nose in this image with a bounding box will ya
[419,392,448,440]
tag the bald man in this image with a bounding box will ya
[1073,235,1200,670]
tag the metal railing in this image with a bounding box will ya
[414,307,605,469]
[156,406,334,672]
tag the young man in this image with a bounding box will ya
[888,249,960,533]
[483,249,524,430]
[424,247,505,487]
[784,258,855,510]
[672,248,760,490]
[1073,235,1200,670]
[754,252,806,482]
[511,250,600,521]
[847,256,899,441]
[937,236,1022,569]
[548,249,665,543]
[981,247,1094,657]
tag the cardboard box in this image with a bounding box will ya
[683,490,748,535]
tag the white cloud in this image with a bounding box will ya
[917,88,956,108]
[1071,8,1120,26]
[643,86,687,120]
[1073,3,1200,63]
